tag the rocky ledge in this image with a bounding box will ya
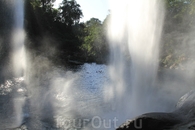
[116,90,195,130]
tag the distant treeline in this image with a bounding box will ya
[0,0,110,81]
[24,0,110,65]
[0,0,195,73]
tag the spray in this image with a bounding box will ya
[106,0,166,124]
[11,0,26,127]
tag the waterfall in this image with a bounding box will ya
[12,0,26,77]
[11,0,26,127]
[106,0,166,123]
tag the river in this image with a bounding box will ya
[0,63,119,130]
[0,63,194,130]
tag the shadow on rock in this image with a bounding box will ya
[116,90,195,130]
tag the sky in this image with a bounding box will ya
[54,0,110,22]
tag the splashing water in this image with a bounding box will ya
[5,0,194,129]
[105,0,166,123]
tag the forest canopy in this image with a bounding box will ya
[23,0,109,65]
[0,0,195,69]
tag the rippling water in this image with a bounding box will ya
[0,63,194,130]
[51,63,111,129]
[0,63,118,130]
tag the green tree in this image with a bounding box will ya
[165,0,195,31]
[25,0,59,37]
[30,0,56,11]
[59,0,83,26]
[81,18,108,63]
[160,0,195,69]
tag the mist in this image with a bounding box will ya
[1,0,195,130]
[104,0,195,127]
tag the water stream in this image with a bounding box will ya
[106,0,166,120]
[11,0,26,128]
[1,0,195,130]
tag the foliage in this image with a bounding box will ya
[80,18,109,63]
[161,0,195,69]
[58,0,83,26]
[30,0,56,11]
[2,0,195,71]
[165,0,195,32]
[23,0,109,64]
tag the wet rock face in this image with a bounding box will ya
[116,113,183,130]
[176,90,195,118]
[116,90,195,130]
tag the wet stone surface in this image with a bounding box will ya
[116,90,195,130]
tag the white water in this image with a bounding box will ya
[9,0,166,129]
[11,0,26,128]
[105,0,167,123]
[12,0,26,77]
[5,0,194,129]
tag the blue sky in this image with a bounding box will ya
[54,0,110,22]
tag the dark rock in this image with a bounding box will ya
[116,113,183,130]
[68,59,84,65]
[116,90,195,130]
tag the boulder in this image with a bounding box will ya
[116,90,195,130]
